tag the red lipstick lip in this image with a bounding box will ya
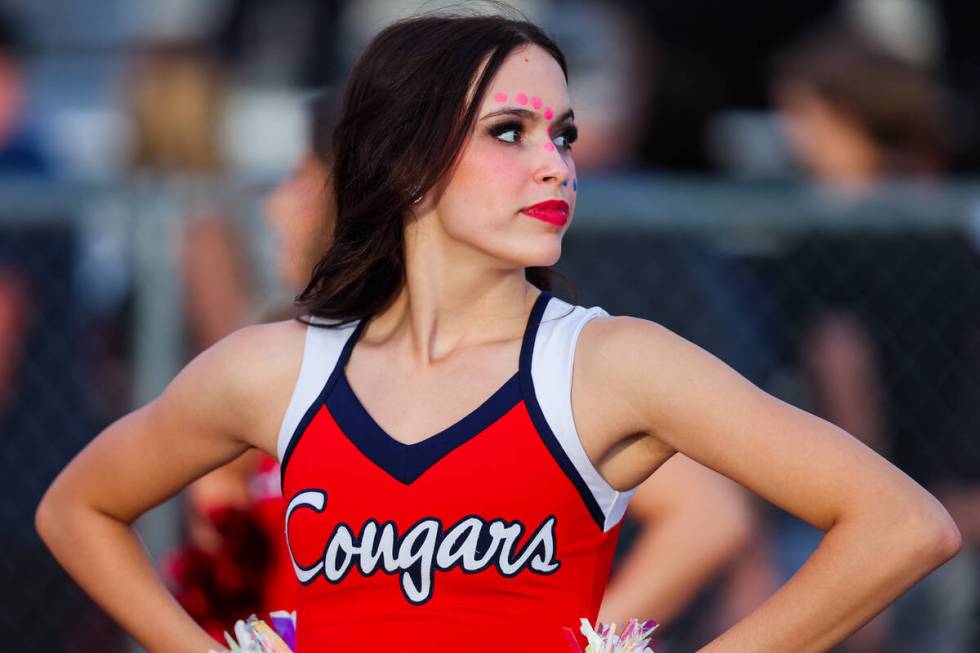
[521,199,570,226]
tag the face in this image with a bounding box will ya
[776,81,878,187]
[428,44,578,269]
[264,151,335,292]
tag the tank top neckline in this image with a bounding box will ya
[324,291,553,484]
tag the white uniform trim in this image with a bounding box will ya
[276,319,360,462]
[531,297,637,532]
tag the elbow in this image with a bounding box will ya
[34,491,57,548]
[920,512,962,564]
[35,484,75,550]
[844,489,963,579]
[34,486,67,548]
[903,503,962,572]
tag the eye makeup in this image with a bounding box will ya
[488,120,521,142]
[487,118,578,151]
[551,119,578,147]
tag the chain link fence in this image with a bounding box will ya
[2,178,979,651]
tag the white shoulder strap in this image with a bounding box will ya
[530,297,636,532]
[276,318,360,462]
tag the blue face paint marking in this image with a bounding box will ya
[572,178,577,192]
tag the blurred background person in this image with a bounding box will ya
[0,2,55,424]
[0,5,49,175]
[714,17,980,653]
[164,91,340,640]
[0,4,119,652]
[124,42,254,353]
[774,27,945,195]
[122,41,266,640]
[263,92,337,305]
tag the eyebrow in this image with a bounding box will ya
[479,107,575,123]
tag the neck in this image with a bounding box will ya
[363,214,539,366]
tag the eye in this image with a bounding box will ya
[553,124,578,151]
[490,120,523,144]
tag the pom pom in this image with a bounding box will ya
[565,618,659,653]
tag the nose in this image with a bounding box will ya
[532,139,571,187]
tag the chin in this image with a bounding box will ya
[461,228,563,269]
[513,239,562,269]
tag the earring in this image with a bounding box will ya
[406,183,423,204]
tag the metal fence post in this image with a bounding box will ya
[126,182,185,653]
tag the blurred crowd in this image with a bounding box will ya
[2,0,980,651]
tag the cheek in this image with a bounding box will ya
[470,146,524,186]
[486,158,527,197]
[451,147,526,210]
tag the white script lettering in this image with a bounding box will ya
[284,489,560,604]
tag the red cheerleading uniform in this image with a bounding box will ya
[276,291,636,651]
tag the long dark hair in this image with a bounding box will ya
[296,9,572,325]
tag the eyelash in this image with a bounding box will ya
[490,120,578,151]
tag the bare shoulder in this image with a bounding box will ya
[577,314,684,370]
[571,315,690,489]
[168,318,308,456]
[572,313,765,489]
[212,318,308,381]
[575,314,705,428]
[576,313,732,411]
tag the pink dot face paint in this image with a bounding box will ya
[516,92,528,105]
[493,92,508,103]
[531,96,543,110]
[544,142,556,152]
[544,107,554,121]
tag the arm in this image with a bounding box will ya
[35,321,304,653]
[580,316,961,653]
[598,454,755,630]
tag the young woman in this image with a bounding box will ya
[36,13,960,653]
[263,92,757,638]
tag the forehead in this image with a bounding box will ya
[481,44,569,110]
